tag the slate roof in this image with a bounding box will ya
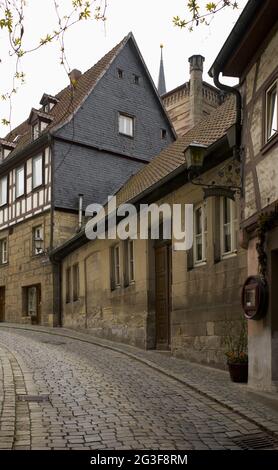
[115,95,236,206]
[2,34,129,160]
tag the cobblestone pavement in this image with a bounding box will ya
[0,326,278,450]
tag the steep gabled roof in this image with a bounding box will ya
[3,32,175,163]
[3,36,127,159]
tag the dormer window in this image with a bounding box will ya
[0,139,16,161]
[33,122,40,140]
[39,93,58,113]
[28,108,54,141]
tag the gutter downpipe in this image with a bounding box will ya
[211,68,242,159]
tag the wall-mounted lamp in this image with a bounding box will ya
[184,142,207,179]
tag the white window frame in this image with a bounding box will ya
[32,154,43,189]
[16,165,25,198]
[118,113,134,137]
[266,79,278,142]
[33,225,44,256]
[220,197,238,257]
[112,244,121,288]
[193,203,207,265]
[0,238,8,265]
[32,121,40,140]
[128,240,135,284]
[0,175,8,207]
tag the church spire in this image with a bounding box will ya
[158,44,166,96]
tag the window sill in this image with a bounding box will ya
[119,132,134,140]
[261,132,278,155]
[221,251,237,260]
[0,262,8,268]
[193,260,207,268]
[32,183,44,192]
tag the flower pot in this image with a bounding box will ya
[228,362,248,383]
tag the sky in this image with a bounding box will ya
[0,0,248,135]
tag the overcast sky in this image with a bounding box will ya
[0,0,248,135]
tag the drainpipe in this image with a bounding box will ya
[210,68,242,160]
[78,193,84,231]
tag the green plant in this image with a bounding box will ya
[223,317,248,364]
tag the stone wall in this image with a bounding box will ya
[163,83,221,137]
[61,160,247,366]
[62,237,149,349]
[0,211,54,326]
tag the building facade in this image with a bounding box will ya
[0,33,175,327]
[52,96,247,368]
[209,0,278,391]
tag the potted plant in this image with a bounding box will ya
[224,317,248,383]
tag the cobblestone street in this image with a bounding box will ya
[1,326,278,450]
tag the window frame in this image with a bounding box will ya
[0,238,8,265]
[0,175,8,207]
[265,79,278,143]
[133,74,140,85]
[193,203,207,266]
[118,113,135,138]
[72,263,80,302]
[128,240,135,284]
[32,154,44,190]
[220,197,238,258]
[111,244,121,290]
[15,164,25,199]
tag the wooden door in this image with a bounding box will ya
[0,287,5,322]
[155,244,171,349]
[28,285,41,325]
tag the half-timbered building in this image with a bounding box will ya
[0,32,175,326]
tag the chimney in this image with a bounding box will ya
[69,69,82,85]
[188,55,205,127]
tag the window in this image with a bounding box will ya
[161,129,167,139]
[32,120,48,140]
[124,240,135,286]
[193,203,207,264]
[119,113,134,137]
[266,80,278,141]
[220,197,237,256]
[133,74,140,85]
[111,244,120,290]
[16,165,25,198]
[33,225,44,255]
[0,176,8,207]
[128,240,135,283]
[32,122,40,140]
[32,154,43,189]
[117,69,123,79]
[73,263,79,302]
[1,147,11,159]
[66,267,71,303]
[0,238,8,264]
